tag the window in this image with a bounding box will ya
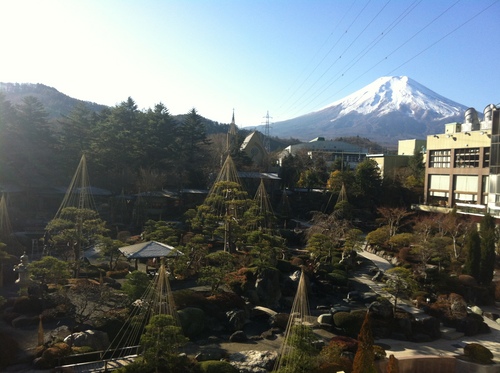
[454,148,480,168]
[483,147,490,168]
[429,150,450,168]
[429,174,450,190]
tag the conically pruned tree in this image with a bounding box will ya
[479,213,496,285]
[352,312,377,373]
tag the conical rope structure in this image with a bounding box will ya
[198,155,252,251]
[252,179,275,230]
[0,193,13,239]
[104,259,182,364]
[53,154,98,219]
[274,268,317,372]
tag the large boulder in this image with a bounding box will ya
[49,325,72,342]
[226,309,246,331]
[449,293,468,319]
[255,268,281,308]
[417,316,441,340]
[229,350,278,373]
[368,301,393,319]
[229,330,248,343]
[178,307,206,338]
[64,330,109,350]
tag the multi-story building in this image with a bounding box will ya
[278,137,368,169]
[420,104,499,217]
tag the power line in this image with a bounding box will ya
[312,0,465,112]
[281,0,375,115]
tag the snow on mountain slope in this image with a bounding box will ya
[325,76,464,118]
[269,76,468,145]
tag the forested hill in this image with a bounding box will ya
[0,83,107,119]
[0,82,232,136]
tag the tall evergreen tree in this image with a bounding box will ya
[57,103,98,176]
[91,97,142,190]
[464,227,481,280]
[175,108,211,188]
[407,148,425,185]
[479,213,496,285]
[354,158,382,206]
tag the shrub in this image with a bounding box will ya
[333,310,366,337]
[205,291,246,318]
[198,360,238,373]
[327,271,348,286]
[173,289,207,309]
[463,343,494,364]
[328,335,358,352]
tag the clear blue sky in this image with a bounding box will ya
[1,0,498,128]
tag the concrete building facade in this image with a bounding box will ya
[421,104,499,217]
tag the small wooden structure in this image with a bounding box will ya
[119,241,182,270]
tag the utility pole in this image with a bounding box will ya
[263,111,272,153]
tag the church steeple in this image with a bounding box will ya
[227,109,238,153]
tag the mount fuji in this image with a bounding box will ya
[270,76,468,146]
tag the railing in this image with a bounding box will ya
[54,345,140,372]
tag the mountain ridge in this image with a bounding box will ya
[0,82,108,118]
[268,76,468,146]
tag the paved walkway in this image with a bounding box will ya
[356,246,500,362]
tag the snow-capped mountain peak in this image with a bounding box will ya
[328,76,464,119]
[269,76,468,145]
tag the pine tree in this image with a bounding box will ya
[352,312,377,373]
[479,213,496,285]
[464,228,481,280]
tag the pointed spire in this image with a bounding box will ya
[227,110,238,153]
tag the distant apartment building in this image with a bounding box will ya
[418,104,499,217]
[368,139,426,179]
[278,137,368,169]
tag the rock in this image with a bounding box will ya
[269,313,289,329]
[449,293,468,319]
[64,330,109,350]
[346,291,361,302]
[362,292,378,303]
[178,307,206,338]
[397,317,412,338]
[226,309,246,331]
[469,305,483,316]
[483,312,499,321]
[458,274,478,287]
[317,313,332,324]
[368,301,393,319]
[11,315,37,328]
[457,315,486,336]
[420,316,441,339]
[261,329,276,340]
[49,325,72,342]
[372,271,384,281]
[195,346,226,361]
[228,350,278,373]
[255,268,282,308]
[229,330,248,342]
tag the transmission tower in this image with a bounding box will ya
[263,111,272,153]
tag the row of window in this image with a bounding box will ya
[429,147,490,168]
